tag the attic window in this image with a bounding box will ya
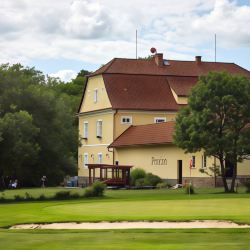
[154,117,166,123]
[163,60,169,66]
[121,116,132,124]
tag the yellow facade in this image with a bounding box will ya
[79,75,112,113]
[114,145,214,179]
[78,73,250,185]
[114,111,176,137]
[170,88,188,105]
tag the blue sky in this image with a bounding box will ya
[1,0,250,81]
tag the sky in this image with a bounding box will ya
[1,0,250,82]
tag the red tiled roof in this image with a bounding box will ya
[103,74,179,111]
[167,76,198,96]
[77,56,250,113]
[109,122,175,148]
[91,58,250,77]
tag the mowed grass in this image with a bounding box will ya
[0,188,250,227]
[1,229,250,250]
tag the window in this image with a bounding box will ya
[98,153,103,164]
[191,156,196,168]
[94,89,98,103]
[202,154,207,168]
[83,153,88,168]
[121,116,132,124]
[96,120,102,138]
[83,121,88,139]
[154,117,167,123]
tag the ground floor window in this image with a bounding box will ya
[83,153,88,168]
[98,153,103,164]
[191,156,196,168]
[202,154,207,168]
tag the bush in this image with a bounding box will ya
[135,178,146,188]
[38,194,46,201]
[54,191,71,200]
[144,173,162,186]
[130,168,146,186]
[14,195,24,201]
[185,183,195,194]
[156,182,170,189]
[243,180,250,193]
[84,181,106,197]
[134,173,162,187]
[24,192,34,201]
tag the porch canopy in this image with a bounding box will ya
[87,164,133,187]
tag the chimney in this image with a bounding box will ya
[154,53,164,67]
[195,56,202,65]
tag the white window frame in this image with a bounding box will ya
[202,154,207,168]
[96,120,102,138]
[121,116,132,124]
[94,88,98,103]
[97,153,103,164]
[83,153,88,169]
[154,117,167,123]
[83,121,88,139]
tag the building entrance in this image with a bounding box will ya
[177,160,182,184]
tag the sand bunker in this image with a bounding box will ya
[10,220,250,230]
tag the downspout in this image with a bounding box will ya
[110,109,117,165]
[113,109,118,164]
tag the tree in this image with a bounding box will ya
[0,111,40,189]
[0,64,78,186]
[174,72,250,192]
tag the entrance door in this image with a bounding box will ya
[177,160,182,184]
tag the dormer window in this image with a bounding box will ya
[121,116,132,124]
[94,89,98,103]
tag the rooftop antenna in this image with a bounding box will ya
[214,34,217,62]
[136,29,138,59]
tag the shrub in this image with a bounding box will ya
[92,181,106,196]
[0,193,6,203]
[70,192,80,199]
[14,195,24,201]
[185,183,195,194]
[144,173,162,186]
[54,191,71,200]
[84,181,106,197]
[38,194,46,201]
[156,182,170,189]
[243,180,250,193]
[84,187,95,198]
[24,192,34,201]
[135,178,146,188]
[130,168,146,185]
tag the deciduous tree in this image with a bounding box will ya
[174,72,250,192]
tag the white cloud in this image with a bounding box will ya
[0,0,249,68]
[50,69,77,82]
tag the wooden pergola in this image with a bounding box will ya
[87,164,133,187]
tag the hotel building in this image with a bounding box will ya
[77,53,250,187]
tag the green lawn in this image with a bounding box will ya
[1,188,250,249]
[1,229,250,250]
[0,188,250,227]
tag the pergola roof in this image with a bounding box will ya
[87,164,133,169]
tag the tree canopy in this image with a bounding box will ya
[0,64,90,188]
[174,72,250,192]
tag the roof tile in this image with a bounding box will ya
[109,122,175,147]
